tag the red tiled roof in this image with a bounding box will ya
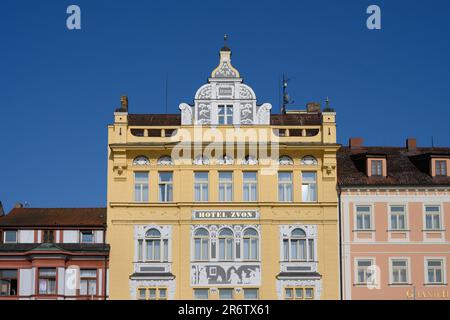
[337,146,450,187]
[0,208,106,228]
[127,113,323,126]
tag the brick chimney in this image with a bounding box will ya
[349,137,364,149]
[406,138,417,151]
[0,201,4,217]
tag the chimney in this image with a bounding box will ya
[406,138,417,151]
[14,202,24,209]
[306,102,321,113]
[0,202,4,217]
[349,137,364,149]
[115,95,129,113]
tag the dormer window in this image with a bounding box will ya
[218,105,233,125]
[3,230,17,244]
[435,160,447,176]
[371,160,383,176]
[80,230,95,243]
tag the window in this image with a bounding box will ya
[133,156,150,166]
[391,259,409,284]
[425,206,442,230]
[242,155,258,165]
[80,230,94,243]
[42,230,55,243]
[243,172,257,201]
[3,230,17,244]
[194,288,209,300]
[218,228,234,261]
[356,259,374,284]
[371,160,383,176]
[279,156,294,165]
[218,105,233,125]
[159,172,173,202]
[244,288,259,300]
[302,172,317,202]
[0,270,18,296]
[278,172,293,202]
[356,206,372,230]
[217,155,234,165]
[435,160,447,176]
[301,156,318,165]
[283,228,314,262]
[138,287,168,300]
[134,172,149,202]
[194,172,209,201]
[194,228,209,261]
[390,206,407,230]
[38,268,57,295]
[219,288,234,300]
[284,287,314,300]
[243,228,259,261]
[80,270,97,296]
[219,172,233,201]
[143,228,168,262]
[157,156,173,166]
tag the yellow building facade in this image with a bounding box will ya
[107,46,340,300]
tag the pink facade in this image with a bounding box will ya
[340,189,450,300]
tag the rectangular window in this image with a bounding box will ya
[219,172,233,202]
[390,206,407,230]
[356,259,374,284]
[435,160,447,176]
[243,172,257,201]
[356,206,372,230]
[371,160,383,176]
[148,288,157,300]
[244,288,259,300]
[38,268,57,295]
[158,172,173,202]
[391,259,409,284]
[194,172,209,202]
[426,259,444,284]
[219,288,234,300]
[0,270,18,296]
[43,230,55,243]
[194,288,209,300]
[284,287,312,300]
[302,172,317,202]
[425,206,442,230]
[80,230,95,243]
[137,288,167,300]
[134,172,149,202]
[138,288,146,300]
[218,105,233,125]
[278,172,293,202]
[80,269,97,296]
[3,230,17,244]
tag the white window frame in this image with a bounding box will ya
[3,230,18,244]
[242,227,260,261]
[435,160,447,176]
[354,258,376,285]
[193,228,210,261]
[243,171,258,202]
[278,171,293,202]
[218,104,233,125]
[134,171,149,202]
[389,205,408,231]
[80,230,95,244]
[354,205,373,231]
[301,171,317,202]
[140,228,169,263]
[158,171,173,202]
[389,257,411,285]
[218,228,234,261]
[282,228,315,262]
[194,172,209,202]
[424,257,446,285]
[371,159,383,176]
[218,171,233,202]
[423,205,443,231]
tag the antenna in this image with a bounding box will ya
[431,136,435,148]
[281,74,294,114]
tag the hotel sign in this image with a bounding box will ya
[192,210,259,220]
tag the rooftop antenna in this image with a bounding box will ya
[224,34,228,47]
[431,136,435,148]
[281,74,294,114]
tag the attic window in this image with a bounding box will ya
[435,160,447,176]
[4,230,17,244]
[371,160,383,176]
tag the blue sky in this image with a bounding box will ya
[1,0,450,211]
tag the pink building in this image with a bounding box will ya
[338,138,450,300]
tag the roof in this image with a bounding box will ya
[0,243,110,253]
[338,146,450,187]
[127,113,323,126]
[0,208,107,228]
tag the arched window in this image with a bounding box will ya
[194,228,209,261]
[193,155,210,165]
[242,155,258,165]
[157,156,173,165]
[139,228,169,262]
[243,228,259,261]
[218,228,234,261]
[301,156,318,165]
[217,155,234,165]
[282,228,314,262]
[133,156,150,166]
[279,156,294,165]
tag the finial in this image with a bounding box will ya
[224,34,228,46]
